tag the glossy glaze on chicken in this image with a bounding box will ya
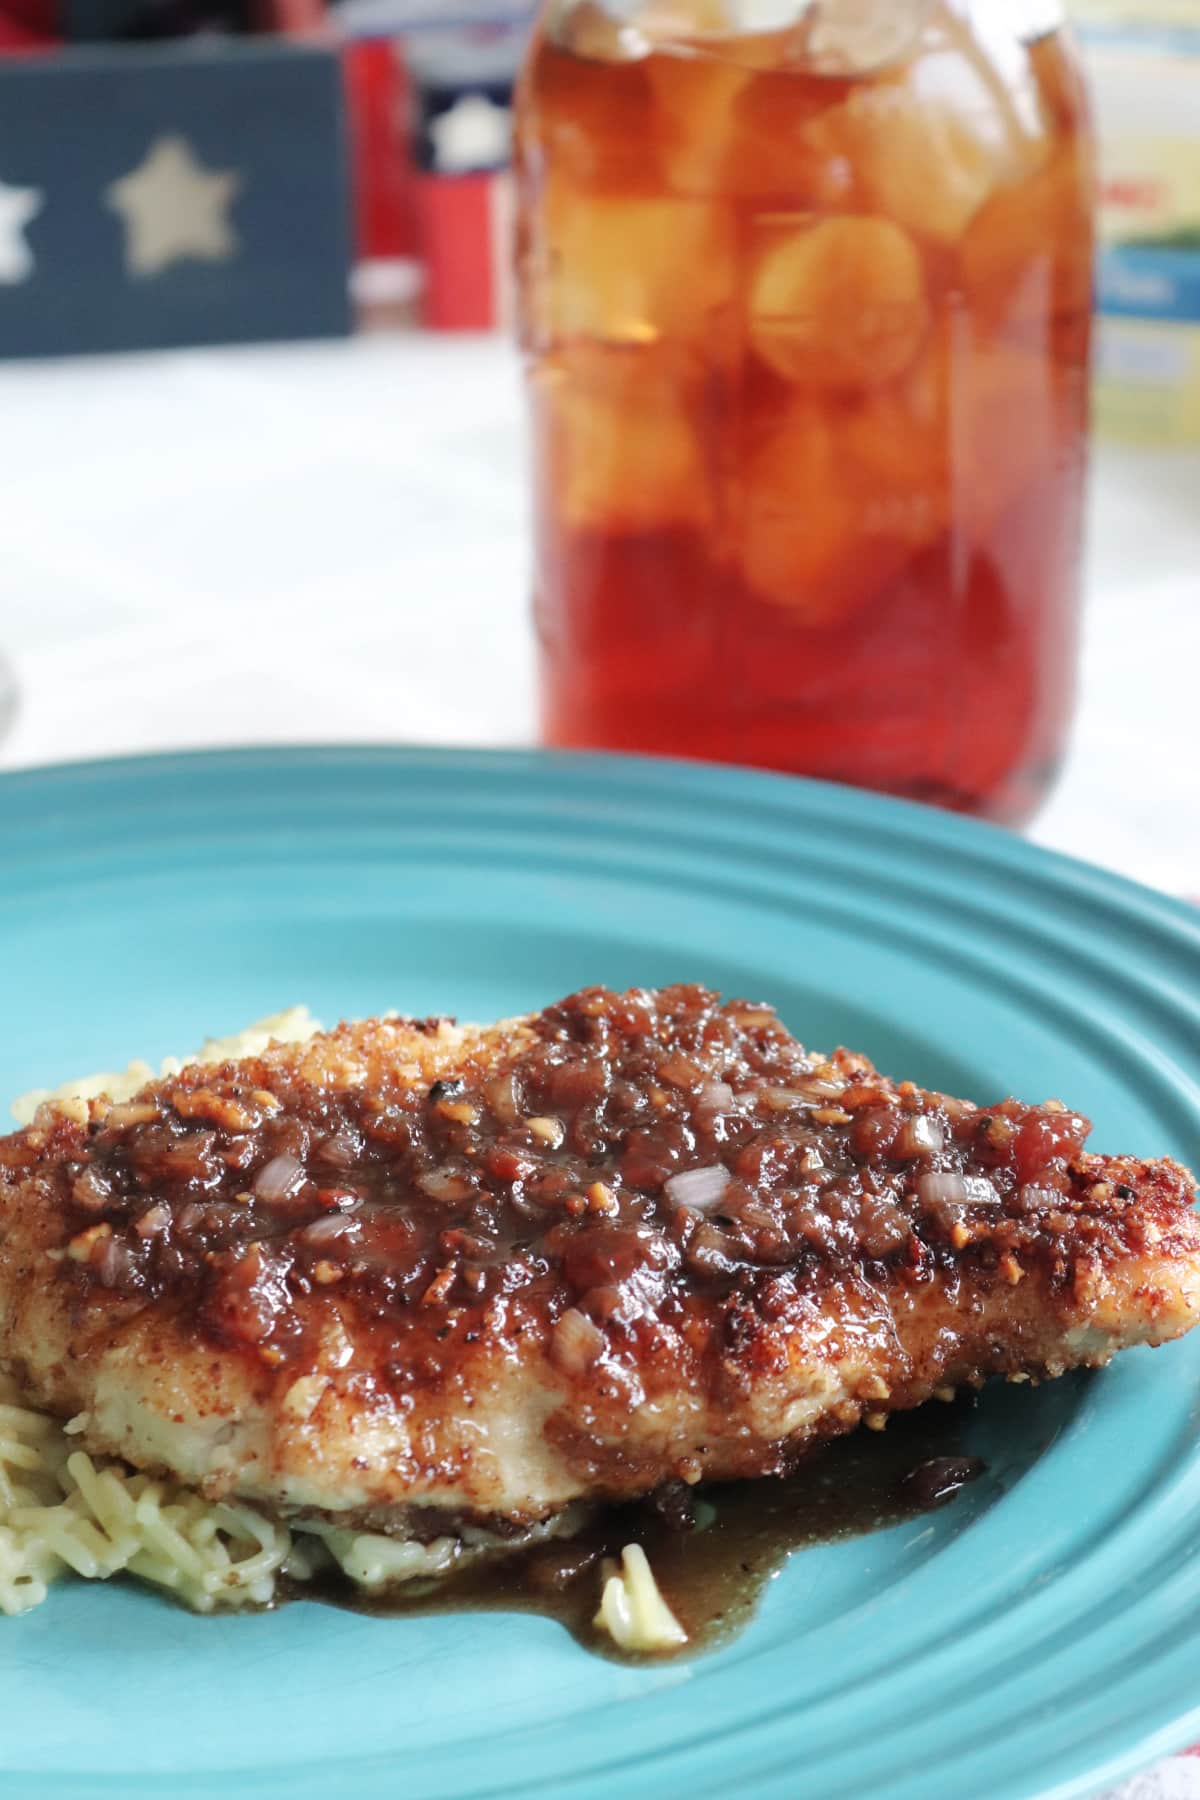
[1,986,1197,1538]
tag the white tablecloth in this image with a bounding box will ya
[1,334,1199,1800]
[2,334,1198,897]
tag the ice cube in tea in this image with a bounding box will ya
[526,187,735,349]
[801,0,933,76]
[840,343,949,499]
[748,214,929,387]
[804,10,1052,244]
[532,345,715,534]
[741,400,906,628]
[555,0,653,65]
[649,39,854,201]
[741,373,951,628]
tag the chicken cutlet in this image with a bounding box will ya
[1,985,1197,1549]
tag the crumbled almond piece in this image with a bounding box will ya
[437,1099,478,1126]
[332,1065,367,1092]
[859,1374,890,1401]
[587,1181,618,1214]
[812,1106,852,1126]
[864,1410,888,1431]
[259,1344,286,1367]
[421,1267,457,1307]
[281,1374,327,1422]
[105,1101,160,1129]
[51,1096,91,1127]
[174,1088,256,1131]
[66,1222,112,1262]
[950,1221,972,1249]
[312,1260,344,1285]
[1000,1252,1024,1286]
[731,1007,776,1029]
[527,1116,564,1145]
[934,1385,956,1403]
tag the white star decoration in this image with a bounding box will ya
[105,134,240,279]
[429,94,512,175]
[0,177,43,285]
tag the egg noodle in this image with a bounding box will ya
[1,1010,684,1648]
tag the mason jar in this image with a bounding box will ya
[515,0,1095,823]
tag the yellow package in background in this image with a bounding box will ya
[1072,3,1200,444]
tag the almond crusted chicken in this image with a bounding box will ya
[1,986,1197,1548]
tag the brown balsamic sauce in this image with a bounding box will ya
[56,983,1097,1384]
[299,1401,984,1662]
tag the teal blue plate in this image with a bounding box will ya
[2,747,1199,1800]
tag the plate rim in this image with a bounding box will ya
[2,742,1198,1800]
[2,738,1197,933]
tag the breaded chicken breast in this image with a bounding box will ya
[1,986,1197,1543]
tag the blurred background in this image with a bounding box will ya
[0,0,1196,892]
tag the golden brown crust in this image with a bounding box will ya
[1,986,1197,1526]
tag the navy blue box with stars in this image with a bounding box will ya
[0,38,352,358]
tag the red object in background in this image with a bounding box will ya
[1,0,56,30]
[0,0,58,48]
[343,36,419,261]
[417,169,509,330]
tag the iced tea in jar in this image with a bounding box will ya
[515,0,1094,824]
